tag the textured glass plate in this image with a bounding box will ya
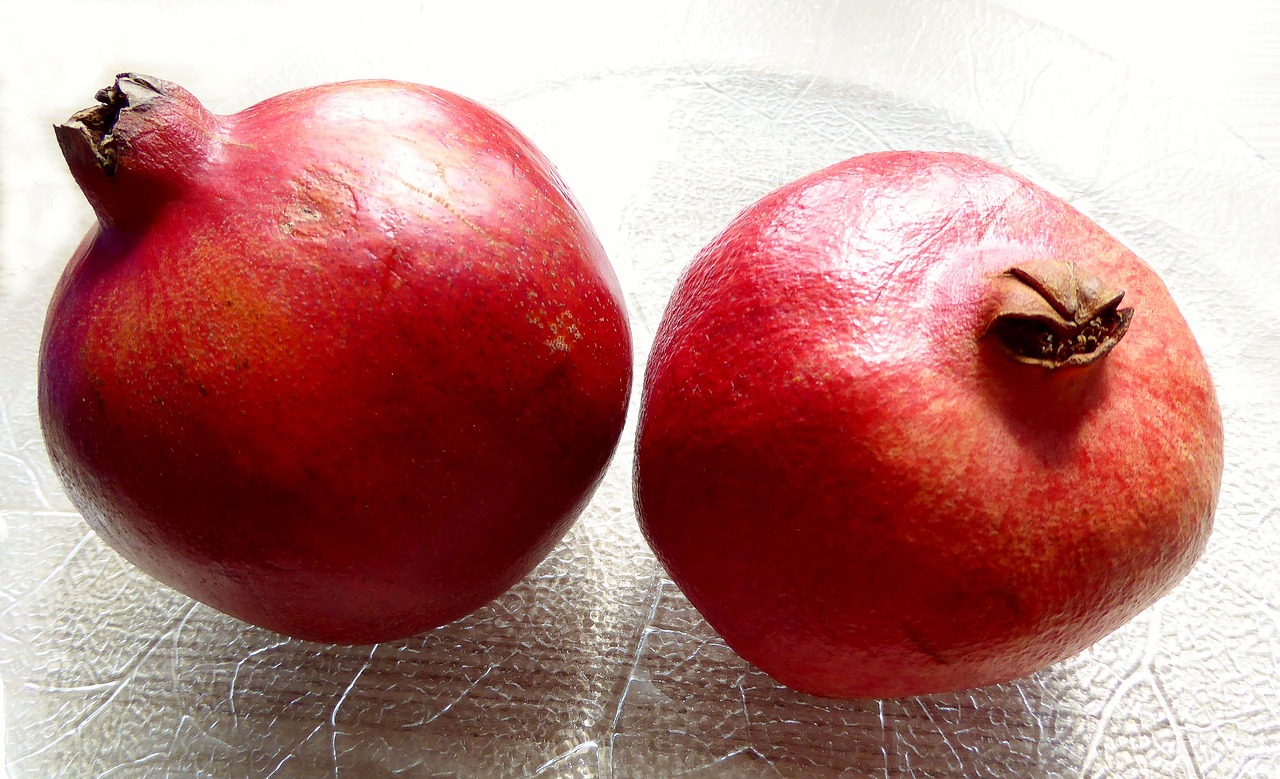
[2,1,1278,777]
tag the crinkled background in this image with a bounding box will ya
[2,1,1278,776]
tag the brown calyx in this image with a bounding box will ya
[56,74,166,177]
[984,260,1134,369]
[55,73,220,229]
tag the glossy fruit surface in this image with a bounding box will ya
[41,74,632,643]
[634,151,1222,698]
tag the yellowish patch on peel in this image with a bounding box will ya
[280,201,323,235]
[90,223,305,399]
[546,309,583,353]
[527,303,583,354]
[280,166,360,239]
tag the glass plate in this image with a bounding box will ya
[2,0,1277,776]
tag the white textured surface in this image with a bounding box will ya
[992,0,1280,164]
[2,1,1279,776]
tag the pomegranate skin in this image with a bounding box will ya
[40,74,632,644]
[634,151,1223,698]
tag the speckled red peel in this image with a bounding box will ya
[633,151,1222,699]
[41,73,632,644]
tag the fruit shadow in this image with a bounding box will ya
[976,344,1114,471]
[606,583,1092,778]
[2,520,610,777]
[149,512,651,778]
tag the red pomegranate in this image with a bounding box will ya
[41,74,632,644]
[634,151,1222,698]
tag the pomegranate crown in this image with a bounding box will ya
[984,259,1134,369]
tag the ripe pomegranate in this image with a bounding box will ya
[41,74,632,644]
[634,151,1222,698]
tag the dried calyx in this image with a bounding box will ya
[56,74,165,176]
[985,259,1134,369]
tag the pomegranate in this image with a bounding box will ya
[40,74,632,644]
[634,151,1222,698]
